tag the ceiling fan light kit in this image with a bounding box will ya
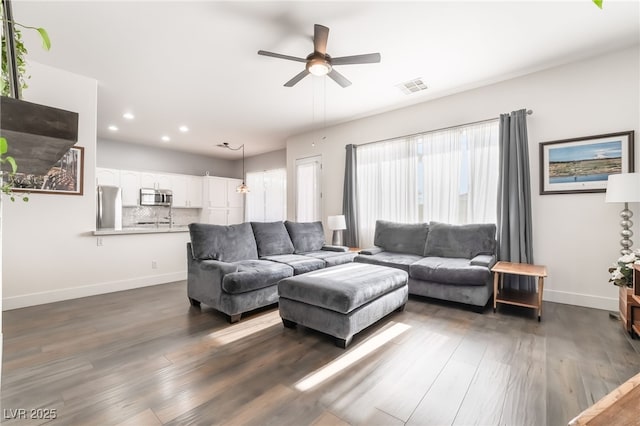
[307,55,331,76]
[258,24,381,88]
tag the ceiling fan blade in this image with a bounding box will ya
[328,69,352,88]
[284,69,310,87]
[331,53,381,66]
[314,24,329,54]
[258,50,306,63]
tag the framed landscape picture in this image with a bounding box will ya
[539,131,634,195]
[11,146,84,195]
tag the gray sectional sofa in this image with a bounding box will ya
[187,221,356,322]
[355,220,497,309]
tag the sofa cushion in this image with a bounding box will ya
[374,220,429,256]
[189,222,258,262]
[251,221,295,257]
[354,252,423,273]
[278,263,408,314]
[261,254,325,275]
[303,250,357,267]
[409,257,490,286]
[424,222,496,259]
[221,260,293,294]
[284,221,325,253]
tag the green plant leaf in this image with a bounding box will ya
[6,156,17,174]
[37,27,51,50]
[0,137,7,155]
[22,196,29,202]
[592,0,603,9]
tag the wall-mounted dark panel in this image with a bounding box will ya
[1,96,79,175]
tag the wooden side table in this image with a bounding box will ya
[491,261,548,321]
[632,265,640,338]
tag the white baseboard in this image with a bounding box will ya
[2,271,187,311]
[544,289,618,311]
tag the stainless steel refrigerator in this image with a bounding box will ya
[96,185,123,230]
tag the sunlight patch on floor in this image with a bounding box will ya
[206,311,282,345]
[294,321,411,392]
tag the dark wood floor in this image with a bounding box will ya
[2,281,639,426]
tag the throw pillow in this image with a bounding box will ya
[424,222,496,259]
[373,220,429,256]
[284,221,325,253]
[251,221,295,257]
[189,222,258,262]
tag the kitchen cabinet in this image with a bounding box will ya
[171,175,203,208]
[202,177,245,224]
[206,177,228,208]
[227,178,244,208]
[187,176,203,208]
[119,170,141,206]
[204,207,243,225]
[97,167,207,209]
[204,208,228,225]
[140,172,172,190]
[171,175,188,207]
[227,207,244,225]
[96,168,120,186]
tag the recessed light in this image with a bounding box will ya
[179,125,189,133]
[123,112,135,120]
[108,125,118,131]
[161,135,170,142]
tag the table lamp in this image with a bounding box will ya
[605,173,640,255]
[328,215,347,246]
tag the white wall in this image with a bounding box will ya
[286,46,640,311]
[98,138,241,178]
[2,62,189,310]
[244,149,286,174]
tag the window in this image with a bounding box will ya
[419,121,499,224]
[245,168,287,222]
[356,120,499,248]
[295,156,321,222]
[357,139,419,246]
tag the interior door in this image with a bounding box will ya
[295,156,321,222]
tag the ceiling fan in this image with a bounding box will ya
[258,24,381,88]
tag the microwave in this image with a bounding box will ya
[140,188,173,206]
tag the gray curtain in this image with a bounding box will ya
[342,144,359,247]
[497,109,534,291]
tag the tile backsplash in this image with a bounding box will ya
[123,206,200,228]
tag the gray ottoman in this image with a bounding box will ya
[278,263,408,348]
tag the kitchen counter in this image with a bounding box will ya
[93,226,189,236]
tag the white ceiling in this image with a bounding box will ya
[12,1,640,160]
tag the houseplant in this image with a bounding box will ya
[0,135,27,201]
[1,2,50,97]
[609,251,640,288]
[1,0,78,184]
[609,250,640,332]
[1,0,53,201]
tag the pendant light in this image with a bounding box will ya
[219,142,249,193]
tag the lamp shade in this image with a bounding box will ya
[327,215,347,230]
[605,173,640,203]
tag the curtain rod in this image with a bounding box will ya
[355,109,533,148]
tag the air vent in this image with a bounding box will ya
[396,78,428,95]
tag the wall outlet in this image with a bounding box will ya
[97,237,103,247]
[151,260,158,269]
